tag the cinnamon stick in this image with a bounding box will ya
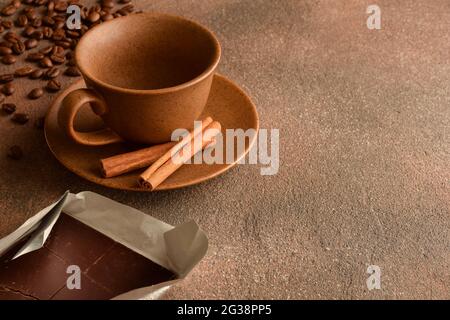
[139,121,222,190]
[100,141,176,178]
[138,117,213,180]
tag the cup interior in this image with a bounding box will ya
[76,13,220,91]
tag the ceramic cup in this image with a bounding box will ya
[58,12,221,145]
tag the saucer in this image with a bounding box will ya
[45,74,259,191]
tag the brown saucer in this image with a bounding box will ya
[45,74,259,191]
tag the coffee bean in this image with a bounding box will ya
[7,145,23,160]
[45,66,59,79]
[40,56,53,68]
[54,1,67,12]
[102,13,114,21]
[120,0,132,4]
[24,8,36,20]
[12,0,22,8]
[2,103,16,114]
[29,68,43,79]
[16,14,28,27]
[35,116,45,129]
[31,18,42,28]
[55,40,70,49]
[2,54,16,65]
[23,26,35,37]
[102,0,115,9]
[1,5,17,16]
[46,79,61,92]
[27,52,45,61]
[66,30,80,38]
[52,28,65,41]
[51,45,64,56]
[42,16,55,26]
[31,30,44,40]
[0,93,5,103]
[12,41,26,55]
[23,0,34,4]
[28,87,44,99]
[0,26,4,33]
[39,45,53,55]
[0,41,13,48]
[42,26,53,39]
[1,20,13,29]
[12,113,29,124]
[15,66,34,77]
[53,20,65,29]
[2,82,14,96]
[4,31,20,43]
[0,46,12,55]
[64,66,80,77]
[0,73,14,83]
[88,11,101,23]
[24,38,38,49]
[50,53,64,63]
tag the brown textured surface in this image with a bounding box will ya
[0,0,449,299]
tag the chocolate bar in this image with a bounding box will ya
[0,214,175,300]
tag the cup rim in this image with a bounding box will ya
[75,12,221,95]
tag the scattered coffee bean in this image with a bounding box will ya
[54,1,68,12]
[2,82,14,96]
[40,56,53,68]
[1,54,16,64]
[1,20,13,29]
[27,52,45,61]
[51,45,64,56]
[39,45,53,55]
[42,26,53,39]
[12,40,26,55]
[46,79,61,92]
[7,145,23,160]
[64,66,80,77]
[2,103,16,114]
[50,53,65,64]
[45,67,59,79]
[31,30,44,40]
[16,14,28,27]
[1,5,17,16]
[88,11,101,23]
[28,87,44,99]
[24,38,38,49]
[31,17,42,28]
[12,112,29,124]
[12,0,22,8]
[52,28,65,41]
[4,31,20,43]
[0,46,12,55]
[29,69,44,79]
[42,16,55,26]
[23,26,35,37]
[15,66,34,77]
[0,73,14,83]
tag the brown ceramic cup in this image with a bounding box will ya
[58,12,221,145]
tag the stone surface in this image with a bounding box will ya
[0,0,448,299]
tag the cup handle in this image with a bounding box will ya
[58,88,123,146]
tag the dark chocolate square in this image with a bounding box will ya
[51,274,112,300]
[0,247,68,300]
[86,242,175,297]
[44,214,115,271]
